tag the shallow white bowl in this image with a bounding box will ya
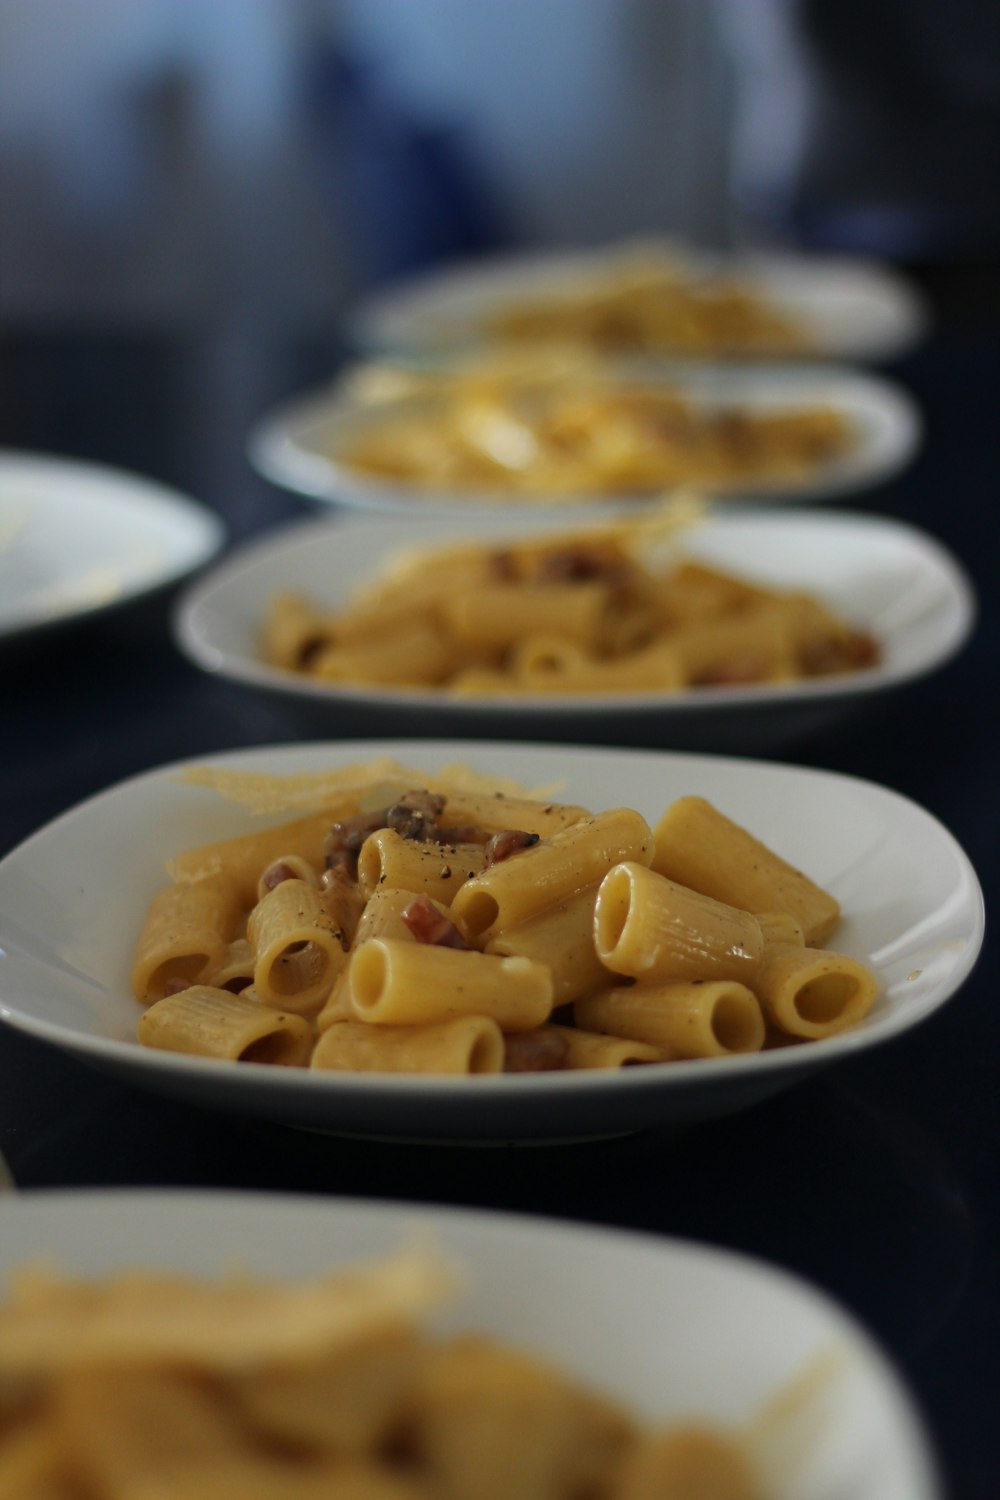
[0,1189,941,1500]
[0,450,225,641]
[174,509,974,751]
[351,246,930,364]
[249,364,921,513]
[0,740,983,1142]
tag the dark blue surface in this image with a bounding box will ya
[1,301,997,1497]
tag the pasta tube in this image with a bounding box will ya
[310,1017,504,1075]
[594,863,764,984]
[261,592,326,669]
[348,939,553,1030]
[452,808,653,938]
[131,874,243,1002]
[650,797,840,946]
[410,1336,634,1500]
[310,624,457,687]
[438,581,608,650]
[137,987,313,1065]
[755,911,805,947]
[357,830,486,905]
[201,936,255,995]
[248,879,348,1014]
[754,943,879,1039]
[435,790,589,838]
[171,807,352,905]
[575,980,765,1058]
[545,1024,663,1069]
[485,885,607,1006]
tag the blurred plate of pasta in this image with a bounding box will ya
[0,1189,941,1499]
[0,739,982,1142]
[173,508,973,751]
[248,361,921,512]
[0,450,225,644]
[350,242,930,364]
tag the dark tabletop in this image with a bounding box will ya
[1,282,997,1498]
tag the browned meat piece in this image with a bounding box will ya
[400,893,472,949]
[503,1031,570,1072]
[483,829,541,867]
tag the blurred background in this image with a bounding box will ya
[2,0,998,330]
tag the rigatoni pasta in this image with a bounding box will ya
[261,514,878,699]
[131,760,879,1077]
[0,1244,789,1499]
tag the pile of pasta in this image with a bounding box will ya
[338,364,849,497]
[262,520,878,696]
[132,763,879,1077]
[481,246,810,357]
[0,1244,773,1499]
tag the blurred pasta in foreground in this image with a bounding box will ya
[131,759,879,1076]
[0,1243,794,1499]
[261,515,878,697]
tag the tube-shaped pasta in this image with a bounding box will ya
[311,624,457,687]
[545,1024,663,1069]
[248,879,348,1015]
[171,805,356,905]
[613,1424,760,1500]
[485,885,606,1006]
[261,591,326,669]
[755,911,805,947]
[438,581,608,651]
[256,854,318,904]
[357,830,485,905]
[410,1336,633,1500]
[201,936,255,995]
[452,809,654,939]
[754,943,879,1039]
[320,868,366,948]
[508,633,588,684]
[131,874,243,1002]
[137,986,313,1065]
[575,980,765,1058]
[348,939,553,1030]
[594,862,764,984]
[650,797,840,946]
[310,1017,505,1075]
[353,887,462,947]
[671,607,798,684]
[315,971,352,1032]
[435,791,589,839]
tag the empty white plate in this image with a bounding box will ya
[0,450,225,642]
[249,364,921,513]
[173,509,973,751]
[0,1190,941,1500]
[0,740,982,1141]
[351,245,930,364]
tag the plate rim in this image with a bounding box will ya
[0,448,226,643]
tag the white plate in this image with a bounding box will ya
[0,1189,940,1500]
[173,509,974,751]
[0,740,983,1142]
[351,246,930,363]
[0,451,225,641]
[249,364,921,512]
